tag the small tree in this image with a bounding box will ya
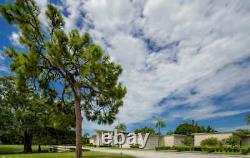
[115,123,127,148]
[155,119,166,135]
[155,119,166,148]
[82,133,90,145]
[200,137,221,147]
[0,1,126,157]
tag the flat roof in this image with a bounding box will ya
[164,134,187,137]
[94,129,113,133]
[192,132,233,135]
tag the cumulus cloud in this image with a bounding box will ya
[34,0,250,131]
[36,0,48,26]
[9,31,22,47]
[81,0,250,126]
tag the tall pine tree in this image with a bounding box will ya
[0,1,126,157]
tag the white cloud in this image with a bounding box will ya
[84,0,140,34]
[9,31,22,47]
[35,0,250,130]
[61,0,85,32]
[36,0,48,26]
[80,0,250,127]
[171,105,250,120]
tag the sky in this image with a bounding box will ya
[0,0,250,134]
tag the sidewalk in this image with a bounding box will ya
[89,147,250,158]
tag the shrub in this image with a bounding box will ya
[130,144,140,149]
[200,137,221,147]
[206,147,215,153]
[193,146,202,151]
[155,146,172,151]
[176,146,193,152]
[224,135,241,147]
[156,145,246,154]
[241,147,250,155]
[99,144,112,147]
[182,137,193,146]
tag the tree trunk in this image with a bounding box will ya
[75,87,82,158]
[157,127,160,149]
[24,130,33,153]
[38,144,41,152]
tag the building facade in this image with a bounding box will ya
[91,130,187,149]
[91,130,250,149]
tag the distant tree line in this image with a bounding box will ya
[174,120,217,135]
[134,126,156,134]
[133,120,216,136]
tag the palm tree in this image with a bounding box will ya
[155,119,166,149]
[115,123,127,150]
[115,123,127,132]
[155,119,166,135]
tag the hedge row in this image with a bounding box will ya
[130,144,140,148]
[155,146,250,155]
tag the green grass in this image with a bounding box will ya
[0,152,135,158]
[0,145,135,158]
[0,145,48,154]
[0,152,72,158]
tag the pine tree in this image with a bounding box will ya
[0,1,126,157]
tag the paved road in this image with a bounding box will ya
[90,148,250,158]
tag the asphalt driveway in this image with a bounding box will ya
[89,148,250,158]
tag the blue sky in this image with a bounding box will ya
[0,0,250,134]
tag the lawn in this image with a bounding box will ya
[0,152,135,158]
[0,145,135,158]
[0,145,48,154]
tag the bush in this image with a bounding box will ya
[182,137,193,146]
[193,146,202,151]
[224,135,241,147]
[241,147,250,155]
[155,146,172,151]
[176,146,193,152]
[99,144,112,147]
[200,146,241,153]
[130,144,140,149]
[200,137,221,147]
[206,147,215,153]
[155,145,247,154]
[214,147,223,152]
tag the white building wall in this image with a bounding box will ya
[174,136,186,146]
[163,136,175,146]
[162,135,186,146]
